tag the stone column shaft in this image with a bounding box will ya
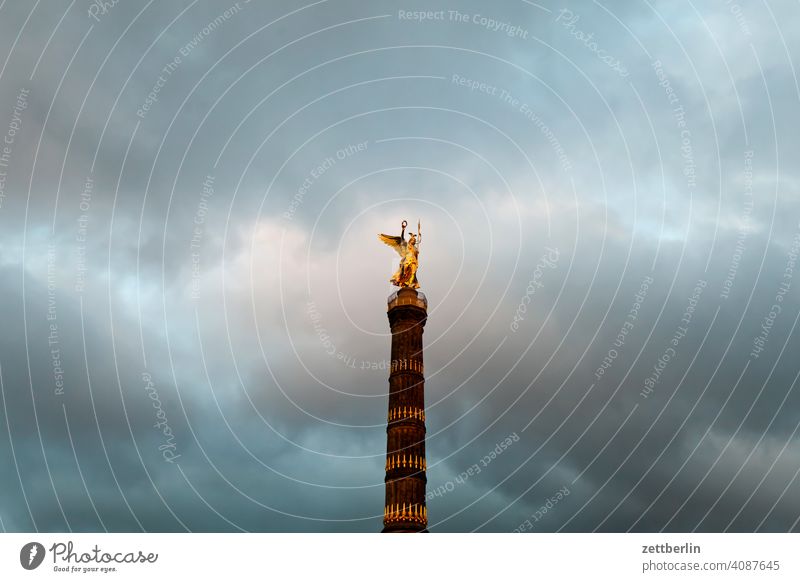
[382,288,428,533]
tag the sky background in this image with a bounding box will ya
[1,0,800,532]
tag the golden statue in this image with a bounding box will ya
[378,220,422,289]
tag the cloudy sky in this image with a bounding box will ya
[1,0,799,533]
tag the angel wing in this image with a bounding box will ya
[378,233,406,258]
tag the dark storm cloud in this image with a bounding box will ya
[1,0,799,533]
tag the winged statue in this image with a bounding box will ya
[378,220,421,289]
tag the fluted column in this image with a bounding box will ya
[382,288,428,533]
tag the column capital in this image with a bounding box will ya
[388,288,428,311]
